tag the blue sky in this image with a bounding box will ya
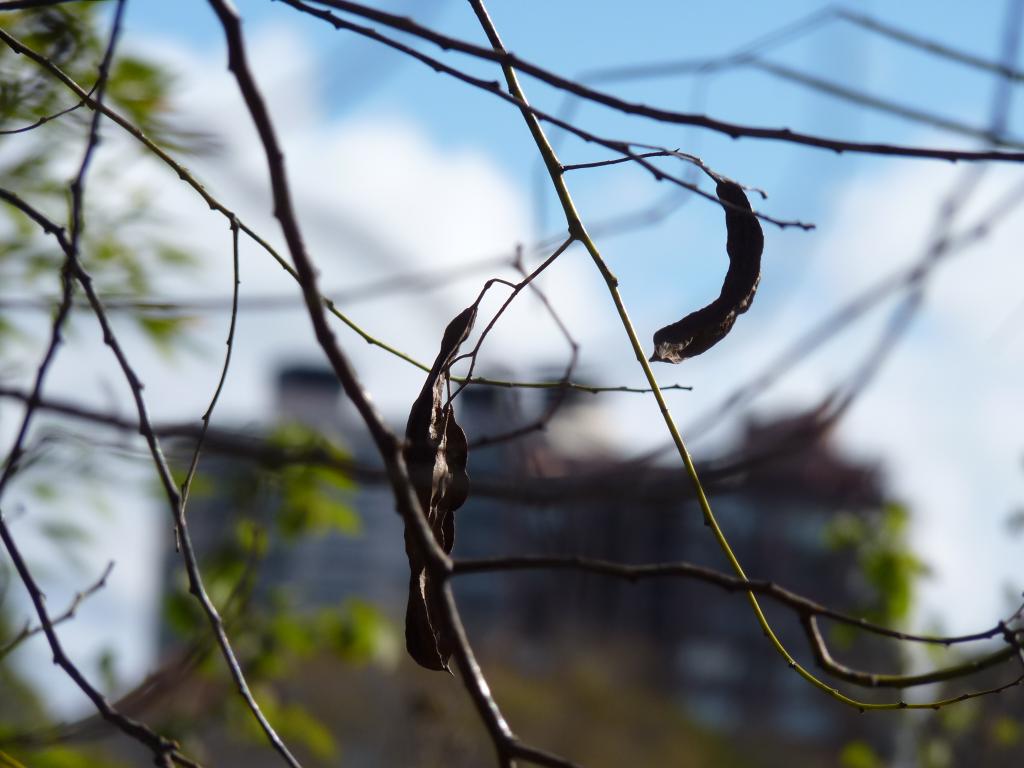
[4,0,1024,713]
[122,0,1024,341]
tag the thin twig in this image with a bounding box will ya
[0,96,89,135]
[509,740,586,768]
[451,556,1022,648]
[803,615,1020,689]
[178,217,242,541]
[307,0,1024,163]
[2,526,266,754]
[581,53,1023,149]
[451,237,573,391]
[281,0,813,230]
[751,58,1023,147]
[562,151,676,172]
[0,251,515,314]
[837,6,1024,81]
[0,561,113,660]
[461,243,584,449]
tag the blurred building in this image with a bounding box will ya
[160,363,905,764]
[452,391,900,759]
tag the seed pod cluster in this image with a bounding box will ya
[403,305,476,671]
[650,180,763,364]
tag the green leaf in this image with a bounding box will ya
[233,518,266,555]
[154,242,198,268]
[839,740,881,768]
[163,590,201,637]
[29,481,59,502]
[272,703,337,761]
[107,56,172,128]
[5,746,128,768]
[234,687,337,761]
[938,698,978,735]
[322,600,399,666]
[278,461,359,539]
[990,715,1020,746]
[37,519,89,545]
[96,647,118,692]
[824,503,928,624]
[136,314,191,354]
[921,738,953,768]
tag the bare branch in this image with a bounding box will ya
[837,7,1024,81]
[0,96,89,135]
[451,556,1022,648]
[450,237,581,448]
[0,561,113,660]
[304,0,1024,162]
[464,245,582,449]
[802,616,1021,689]
[178,217,241,535]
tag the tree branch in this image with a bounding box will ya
[307,0,1024,162]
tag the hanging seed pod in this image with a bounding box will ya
[403,305,476,671]
[650,180,763,364]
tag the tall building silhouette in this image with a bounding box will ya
[160,363,903,763]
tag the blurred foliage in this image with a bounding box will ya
[0,598,51,758]
[0,3,201,355]
[838,740,882,768]
[152,423,401,763]
[920,737,954,768]
[230,684,338,761]
[0,9,384,764]
[827,503,932,765]
[990,716,1020,747]
[826,499,1022,768]
[269,424,359,540]
[825,502,929,628]
[2,422,384,762]
[2,746,128,768]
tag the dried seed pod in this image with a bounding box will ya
[403,305,476,671]
[650,180,763,364]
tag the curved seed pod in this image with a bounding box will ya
[403,305,476,671]
[650,180,763,364]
